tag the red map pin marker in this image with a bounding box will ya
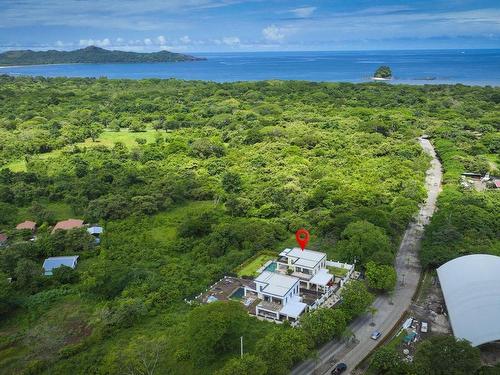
[295,229,310,251]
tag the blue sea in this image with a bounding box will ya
[1,49,500,86]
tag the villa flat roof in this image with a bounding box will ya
[279,247,326,269]
[42,256,79,275]
[279,296,307,318]
[309,268,333,286]
[255,271,299,297]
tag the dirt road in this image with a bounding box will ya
[290,137,442,375]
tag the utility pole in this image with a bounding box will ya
[240,336,243,358]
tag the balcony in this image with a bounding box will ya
[258,300,282,312]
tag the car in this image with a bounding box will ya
[371,330,381,340]
[331,362,347,374]
[421,321,428,333]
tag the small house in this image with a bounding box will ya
[0,233,7,246]
[16,220,37,232]
[87,226,103,244]
[52,219,84,234]
[42,256,79,276]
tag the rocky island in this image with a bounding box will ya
[372,65,392,80]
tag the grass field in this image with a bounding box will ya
[16,202,75,223]
[327,265,349,277]
[237,254,276,277]
[5,128,158,172]
[147,201,220,246]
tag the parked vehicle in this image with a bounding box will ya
[331,362,347,374]
[421,321,428,333]
[371,331,381,340]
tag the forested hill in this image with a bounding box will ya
[0,46,205,66]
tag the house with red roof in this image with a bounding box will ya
[16,220,37,231]
[52,219,85,234]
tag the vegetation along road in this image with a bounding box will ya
[291,137,443,375]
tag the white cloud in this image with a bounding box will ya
[55,40,64,47]
[262,25,286,41]
[144,38,152,45]
[289,6,316,18]
[79,38,111,47]
[157,35,167,45]
[222,36,240,45]
[180,35,191,44]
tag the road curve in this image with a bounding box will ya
[290,137,442,375]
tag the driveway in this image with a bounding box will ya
[290,137,442,375]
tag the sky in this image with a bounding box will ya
[0,0,499,53]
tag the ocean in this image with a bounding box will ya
[1,49,500,86]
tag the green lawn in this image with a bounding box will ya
[237,254,276,277]
[16,202,75,223]
[4,128,158,172]
[147,201,219,246]
[327,265,349,277]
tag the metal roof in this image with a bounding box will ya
[42,256,79,275]
[255,271,299,297]
[87,226,104,235]
[309,268,333,286]
[437,254,500,347]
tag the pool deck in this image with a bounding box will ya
[195,276,258,313]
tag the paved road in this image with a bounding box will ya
[290,137,442,375]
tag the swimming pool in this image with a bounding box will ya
[230,287,245,300]
[264,261,277,273]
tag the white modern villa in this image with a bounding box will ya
[244,247,354,322]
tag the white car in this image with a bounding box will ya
[421,322,428,333]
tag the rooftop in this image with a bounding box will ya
[87,226,104,235]
[52,219,84,233]
[42,256,79,275]
[279,296,307,318]
[255,271,299,297]
[16,220,36,230]
[279,247,326,269]
[437,254,500,347]
[309,268,333,286]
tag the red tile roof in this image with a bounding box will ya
[16,220,37,230]
[0,233,7,242]
[52,219,84,233]
[495,180,500,188]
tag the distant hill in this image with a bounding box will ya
[0,46,205,66]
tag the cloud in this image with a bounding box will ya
[222,36,240,45]
[180,35,191,44]
[262,24,286,41]
[289,6,316,18]
[144,38,152,45]
[157,35,167,45]
[79,38,111,47]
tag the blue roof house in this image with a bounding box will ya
[42,256,79,276]
[87,226,104,235]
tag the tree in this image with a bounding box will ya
[300,308,347,346]
[0,271,15,316]
[365,261,397,292]
[336,221,393,265]
[340,281,374,319]
[14,258,42,292]
[374,66,392,79]
[52,265,79,284]
[115,335,166,375]
[413,335,481,375]
[255,327,311,375]
[186,301,250,364]
[222,172,242,193]
[215,354,267,375]
[371,346,409,374]
[88,122,104,142]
